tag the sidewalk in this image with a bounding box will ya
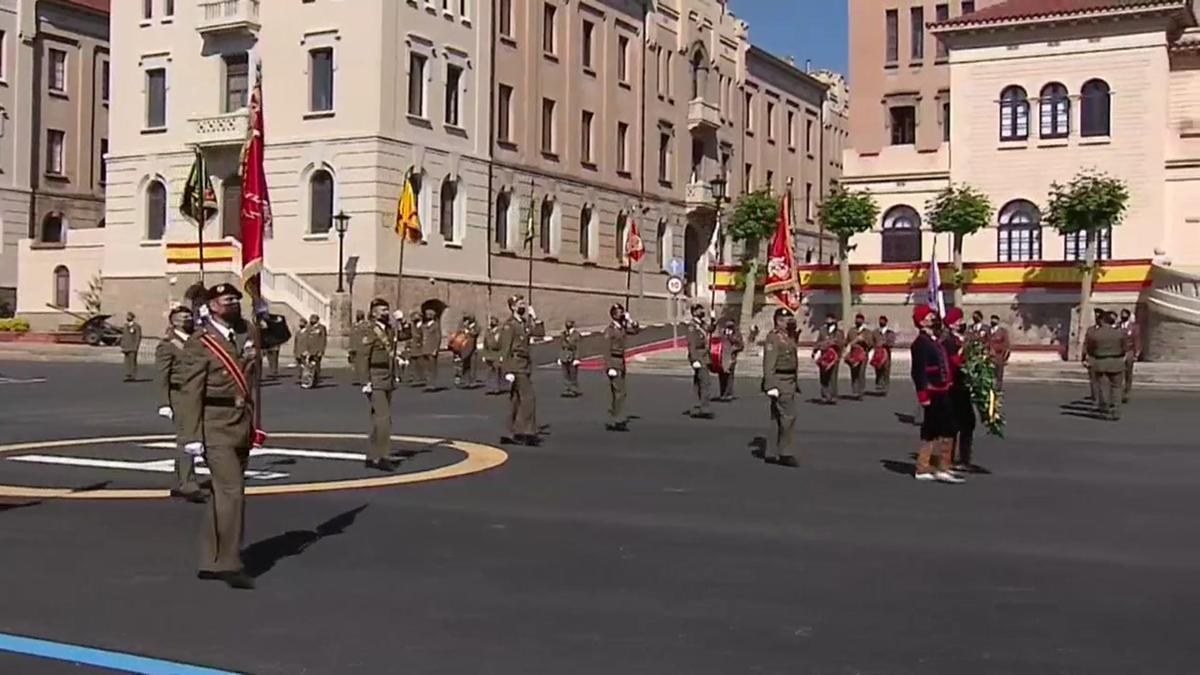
[623,346,1200,389]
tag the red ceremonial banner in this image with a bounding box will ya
[625,218,645,264]
[763,191,801,311]
[239,67,272,298]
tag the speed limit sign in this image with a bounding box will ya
[666,275,685,296]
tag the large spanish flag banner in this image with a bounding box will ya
[763,191,801,310]
[395,172,422,242]
[239,66,272,299]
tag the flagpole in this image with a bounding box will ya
[197,148,206,284]
[525,178,535,304]
[396,170,411,313]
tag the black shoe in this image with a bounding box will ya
[776,456,800,468]
[606,422,629,432]
[690,411,715,420]
[750,447,766,460]
[196,570,221,581]
[170,489,208,504]
[518,434,542,447]
[219,571,255,590]
[364,458,397,472]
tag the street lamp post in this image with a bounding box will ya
[707,176,729,319]
[333,210,351,293]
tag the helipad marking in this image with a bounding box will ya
[9,455,290,481]
[0,433,508,499]
[0,632,237,675]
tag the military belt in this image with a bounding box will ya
[775,369,797,374]
[169,384,182,391]
[203,396,242,408]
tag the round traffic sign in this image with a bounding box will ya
[666,276,685,296]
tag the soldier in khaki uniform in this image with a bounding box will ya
[1119,308,1140,403]
[559,319,582,397]
[453,313,481,389]
[406,307,424,387]
[357,298,410,471]
[761,307,801,467]
[685,304,714,418]
[603,305,640,431]
[292,317,308,382]
[813,313,846,404]
[418,308,442,392]
[120,312,143,382]
[305,315,328,387]
[1083,308,1104,401]
[498,295,545,445]
[177,283,259,590]
[154,305,205,503]
[716,319,744,402]
[1087,311,1131,421]
[481,316,504,395]
[872,315,896,394]
[845,313,874,400]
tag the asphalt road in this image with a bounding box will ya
[0,359,1198,674]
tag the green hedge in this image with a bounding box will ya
[0,318,31,333]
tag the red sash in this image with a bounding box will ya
[198,333,266,447]
[845,344,867,366]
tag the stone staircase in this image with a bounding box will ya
[1144,264,1200,361]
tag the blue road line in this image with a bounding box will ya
[0,633,239,675]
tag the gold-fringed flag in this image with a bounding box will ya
[238,65,272,298]
[395,173,422,242]
[180,148,217,227]
[625,217,645,264]
[763,191,801,311]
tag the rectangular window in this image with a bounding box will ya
[498,0,513,36]
[143,0,152,20]
[806,118,815,154]
[885,9,898,63]
[541,98,556,154]
[408,53,427,117]
[910,7,924,61]
[0,31,7,80]
[309,48,334,113]
[618,35,630,83]
[744,163,753,192]
[765,170,774,193]
[543,3,557,55]
[962,1,975,14]
[658,128,672,183]
[617,121,629,173]
[766,101,776,141]
[581,110,594,164]
[497,84,513,142]
[582,20,594,70]
[460,0,470,21]
[100,60,110,101]
[936,4,950,58]
[146,68,167,128]
[223,53,249,113]
[890,105,916,145]
[942,100,951,142]
[786,110,796,148]
[744,91,753,131]
[49,49,67,92]
[998,226,1042,262]
[46,130,65,175]
[165,0,174,16]
[99,138,108,185]
[805,182,814,221]
[1065,228,1112,262]
[664,51,673,97]
[445,63,463,126]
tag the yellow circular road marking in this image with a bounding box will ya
[0,433,508,500]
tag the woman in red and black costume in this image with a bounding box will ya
[941,308,978,474]
[910,305,964,484]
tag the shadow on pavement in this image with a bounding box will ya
[880,459,915,476]
[243,504,369,579]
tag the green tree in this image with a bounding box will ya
[1044,170,1130,357]
[79,275,103,315]
[927,184,993,307]
[819,186,879,324]
[726,190,780,333]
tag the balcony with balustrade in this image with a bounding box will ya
[197,0,261,35]
[687,99,721,133]
[189,110,250,147]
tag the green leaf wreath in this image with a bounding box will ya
[962,340,1005,437]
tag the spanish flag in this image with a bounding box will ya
[396,173,422,242]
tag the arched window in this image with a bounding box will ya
[309,169,334,234]
[221,176,242,239]
[579,204,592,259]
[52,265,70,308]
[1081,79,1111,138]
[1039,82,1070,139]
[40,212,65,244]
[1065,227,1112,262]
[539,198,553,254]
[494,190,510,248]
[999,86,1029,141]
[146,180,167,240]
[996,199,1042,262]
[690,45,708,100]
[881,205,922,263]
[656,218,670,269]
[439,176,458,242]
[615,211,628,264]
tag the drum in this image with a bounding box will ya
[845,344,867,367]
[869,345,890,369]
[299,355,315,389]
[447,330,472,356]
[708,336,724,374]
[815,346,839,372]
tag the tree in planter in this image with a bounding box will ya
[926,184,993,307]
[1044,171,1130,358]
[79,275,103,316]
[818,186,879,324]
[726,190,781,333]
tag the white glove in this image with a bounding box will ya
[606,368,618,378]
[527,306,538,320]
[624,312,633,323]
[157,406,173,420]
[184,442,204,457]
[572,359,580,366]
[362,383,373,395]
[504,373,516,383]
[766,388,780,398]
[398,358,410,367]
[557,359,564,365]
[691,361,702,370]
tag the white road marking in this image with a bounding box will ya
[7,454,289,480]
[140,442,370,462]
[0,377,47,385]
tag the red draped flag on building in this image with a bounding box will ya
[625,217,645,264]
[239,65,273,300]
[763,191,801,311]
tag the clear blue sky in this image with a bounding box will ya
[730,0,848,76]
